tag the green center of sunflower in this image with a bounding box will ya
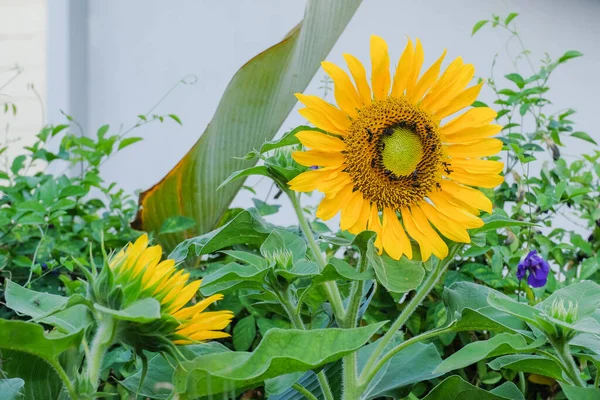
[381,126,423,176]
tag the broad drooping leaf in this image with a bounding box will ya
[433,333,544,375]
[0,319,83,399]
[172,323,385,397]
[134,0,363,252]
[422,376,524,400]
[4,280,91,333]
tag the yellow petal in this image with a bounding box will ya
[321,61,362,117]
[344,53,371,105]
[427,192,484,228]
[422,59,475,113]
[391,38,414,97]
[298,108,347,136]
[450,159,505,175]
[445,138,503,157]
[316,184,352,220]
[341,191,365,231]
[449,170,505,188]
[420,57,464,110]
[418,202,470,243]
[434,187,480,216]
[370,35,391,101]
[382,208,411,260]
[348,198,371,234]
[295,94,351,132]
[317,172,352,196]
[296,130,346,152]
[401,207,432,261]
[164,279,202,314]
[130,245,162,278]
[411,49,446,101]
[434,82,484,119]
[173,294,224,320]
[288,166,342,192]
[443,124,502,143]
[142,259,175,288]
[439,180,493,213]
[409,206,448,259]
[292,150,345,167]
[405,38,424,97]
[367,204,383,254]
[440,107,497,136]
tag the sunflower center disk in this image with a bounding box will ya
[381,127,423,177]
[343,97,443,210]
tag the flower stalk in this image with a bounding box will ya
[86,314,116,390]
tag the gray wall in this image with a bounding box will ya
[47,0,600,227]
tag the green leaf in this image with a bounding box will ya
[314,258,375,284]
[95,298,161,323]
[471,214,536,234]
[363,342,443,398]
[558,50,583,64]
[488,354,564,381]
[434,333,543,375]
[472,20,489,36]
[540,281,600,320]
[121,343,230,399]
[560,384,600,400]
[173,323,386,397]
[233,315,257,351]
[168,114,183,125]
[260,230,307,262]
[243,125,315,161]
[0,319,83,399]
[200,262,269,296]
[221,250,269,269]
[118,136,144,150]
[97,124,110,138]
[443,282,529,334]
[15,200,46,213]
[504,12,519,25]
[4,280,91,333]
[133,0,363,253]
[219,165,271,189]
[159,215,197,235]
[571,131,597,145]
[0,379,25,400]
[275,259,320,281]
[169,209,273,262]
[422,376,523,400]
[505,73,525,89]
[366,238,424,293]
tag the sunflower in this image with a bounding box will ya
[289,36,503,261]
[109,234,233,344]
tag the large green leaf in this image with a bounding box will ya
[422,376,524,400]
[560,384,600,400]
[4,280,91,333]
[0,378,25,400]
[134,0,363,252]
[363,342,443,398]
[367,239,424,293]
[120,343,230,399]
[488,354,565,381]
[0,319,83,399]
[173,323,385,397]
[168,209,273,262]
[434,333,544,375]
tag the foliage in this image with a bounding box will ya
[1,9,599,400]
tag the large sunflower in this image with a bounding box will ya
[109,234,233,344]
[289,36,504,261]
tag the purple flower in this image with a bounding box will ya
[517,250,550,288]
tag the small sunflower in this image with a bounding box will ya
[109,234,233,344]
[289,36,504,261]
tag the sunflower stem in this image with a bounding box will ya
[357,244,460,389]
[550,337,585,386]
[86,313,116,391]
[290,192,346,322]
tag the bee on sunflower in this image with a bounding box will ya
[289,36,504,261]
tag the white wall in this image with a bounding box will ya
[0,0,46,166]
[47,0,600,227]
